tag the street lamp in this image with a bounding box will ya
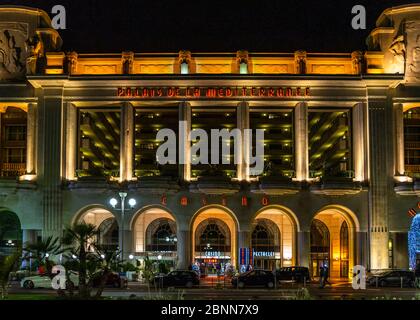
[109,192,137,264]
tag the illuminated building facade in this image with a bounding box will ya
[1,4,420,279]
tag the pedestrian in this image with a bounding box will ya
[323,264,331,286]
[319,265,325,288]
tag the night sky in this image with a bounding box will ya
[2,0,419,53]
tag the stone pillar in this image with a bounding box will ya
[177,229,191,269]
[294,102,308,181]
[64,102,77,180]
[237,102,249,181]
[394,103,405,176]
[356,231,368,267]
[26,103,37,175]
[179,102,191,182]
[22,229,37,247]
[120,229,133,260]
[39,90,64,239]
[297,231,310,268]
[352,102,369,182]
[120,102,134,182]
[368,100,390,270]
[391,232,409,269]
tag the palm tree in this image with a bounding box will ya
[24,236,64,275]
[0,250,21,299]
[62,222,98,298]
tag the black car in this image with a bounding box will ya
[153,270,200,288]
[231,269,275,288]
[92,272,128,288]
[367,270,415,287]
[275,267,310,283]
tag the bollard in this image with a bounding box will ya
[304,276,306,288]
[401,277,403,288]
[376,277,378,288]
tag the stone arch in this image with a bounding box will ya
[0,209,22,253]
[252,205,300,267]
[131,205,177,254]
[190,205,239,268]
[310,204,359,279]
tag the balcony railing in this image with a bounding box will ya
[0,163,25,177]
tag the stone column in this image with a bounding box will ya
[352,102,369,181]
[177,229,191,269]
[39,90,64,239]
[297,231,310,268]
[394,103,405,176]
[120,229,133,260]
[356,231,368,267]
[294,102,308,181]
[368,100,390,270]
[238,230,251,266]
[64,102,77,180]
[179,102,191,182]
[26,103,37,175]
[22,229,37,247]
[120,102,134,182]
[237,102,249,181]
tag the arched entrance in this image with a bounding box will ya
[132,206,177,272]
[252,206,298,268]
[0,210,21,255]
[251,218,280,270]
[310,206,358,280]
[75,207,119,250]
[191,206,238,276]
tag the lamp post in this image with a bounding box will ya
[109,192,137,265]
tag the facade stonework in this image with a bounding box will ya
[1,5,420,278]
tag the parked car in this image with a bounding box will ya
[231,269,275,288]
[21,271,78,290]
[275,267,310,283]
[153,270,200,288]
[367,270,415,287]
[92,272,128,288]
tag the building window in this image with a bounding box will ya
[404,107,420,178]
[310,219,330,278]
[97,218,119,250]
[251,219,281,270]
[340,221,349,278]
[134,108,178,177]
[146,218,177,252]
[191,110,237,178]
[308,109,352,179]
[0,107,27,177]
[195,219,231,254]
[77,109,121,178]
[250,109,294,178]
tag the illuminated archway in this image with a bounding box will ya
[252,205,299,267]
[310,205,358,279]
[131,206,177,262]
[0,210,21,254]
[74,206,118,250]
[191,206,238,270]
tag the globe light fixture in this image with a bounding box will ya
[109,197,118,208]
[128,198,136,208]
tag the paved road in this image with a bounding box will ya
[8,281,420,300]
